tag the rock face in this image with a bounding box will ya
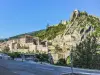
[49,10,100,61]
[70,9,80,22]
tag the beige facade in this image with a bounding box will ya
[0,35,48,53]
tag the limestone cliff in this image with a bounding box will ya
[49,10,100,57]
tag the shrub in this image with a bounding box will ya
[56,58,66,66]
[7,52,21,59]
[35,53,49,62]
[66,56,71,66]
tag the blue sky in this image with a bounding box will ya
[0,0,100,38]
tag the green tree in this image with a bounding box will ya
[56,58,66,66]
[73,36,99,69]
[7,52,21,59]
[35,53,49,63]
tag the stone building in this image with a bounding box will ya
[0,35,48,53]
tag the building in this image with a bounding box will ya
[0,35,48,53]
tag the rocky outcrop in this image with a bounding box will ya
[49,10,100,60]
[70,9,80,22]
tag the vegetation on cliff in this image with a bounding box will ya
[0,23,66,41]
[24,23,66,40]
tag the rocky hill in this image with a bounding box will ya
[1,10,100,56]
[48,10,100,58]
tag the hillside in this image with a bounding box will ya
[0,10,100,64]
[0,21,67,41]
[47,10,100,58]
[1,10,100,53]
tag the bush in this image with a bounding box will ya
[66,56,71,66]
[7,52,21,59]
[35,53,49,62]
[56,58,67,66]
[34,24,66,40]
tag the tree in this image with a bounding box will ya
[56,58,66,66]
[7,52,21,60]
[73,36,99,69]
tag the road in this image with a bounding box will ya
[0,59,100,75]
[0,65,18,75]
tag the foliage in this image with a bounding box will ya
[33,23,66,40]
[66,56,71,66]
[33,30,46,40]
[45,24,66,40]
[35,53,49,62]
[73,36,100,69]
[56,58,66,66]
[0,38,8,42]
[80,11,88,16]
[7,52,21,59]
[3,23,66,41]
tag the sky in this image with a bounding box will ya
[0,0,100,38]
